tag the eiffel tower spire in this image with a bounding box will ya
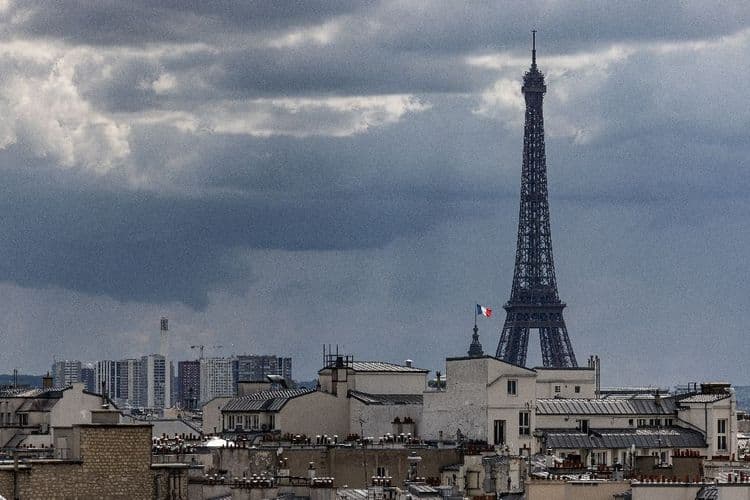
[495,33,578,368]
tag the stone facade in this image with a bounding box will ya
[527,479,631,500]
[210,446,461,488]
[422,356,538,454]
[0,423,183,499]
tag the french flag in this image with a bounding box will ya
[476,304,492,318]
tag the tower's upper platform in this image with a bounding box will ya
[522,31,546,94]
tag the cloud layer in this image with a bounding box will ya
[0,1,748,385]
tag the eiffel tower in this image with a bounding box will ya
[495,32,578,368]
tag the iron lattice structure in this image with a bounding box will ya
[495,34,578,368]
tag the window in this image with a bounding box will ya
[637,419,647,427]
[628,419,634,426]
[268,414,275,429]
[577,419,589,433]
[554,385,561,393]
[493,420,506,445]
[574,386,581,393]
[717,419,728,451]
[249,414,259,429]
[507,380,517,395]
[665,419,673,426]
[376,466,387,477]
[519,411,530,436]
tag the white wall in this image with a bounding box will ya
[49,384,112,428]
[678,394,738,458]
[422,358,490,442]
[535,368,596,399]
[486,360,537,454]
[202,396,233,435]
[279,391,349,437]
[351,372,426,395]
[349,399,422,438]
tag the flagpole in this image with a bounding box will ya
[474,304,477,329]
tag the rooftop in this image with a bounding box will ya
[222,388,315,412]
[536,397,677,416]
[678,393,730,404]
[541,427,706,450]
[348,390,423,405]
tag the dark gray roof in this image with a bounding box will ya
[17,398,60,412]
[348,390,423,405]
[536,397,676,416]
[696,486,719,500]
[678,394,729,404]
[350,361,428,373]
[0,386,68,398]
[541,427,706,450]
[444,355,536,373]
[222,388,314,412]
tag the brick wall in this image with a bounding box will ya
[0,423,153,499]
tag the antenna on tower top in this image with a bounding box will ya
[531,29,537,67]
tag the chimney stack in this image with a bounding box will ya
[42,372,53,390]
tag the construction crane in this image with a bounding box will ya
[189,344,224,359]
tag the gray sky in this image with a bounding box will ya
[0,1,748,386]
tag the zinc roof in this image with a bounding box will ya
[350,362,428,373]
[678,394,729,404]
[536,397,676,416]
[222,388,314,412]
[17,398,60,412]
[542,427,706,450]
[348,390,423,405]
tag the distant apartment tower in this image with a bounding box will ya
[80,365,96,393]
[52,360,82,386]
[200,357,235,404]
[95,360,122,400]
[177,360,200,410]
[236,355,292,382]
[120,358,144,408]
[143,354,171,410]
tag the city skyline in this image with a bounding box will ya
[0,2,749,385]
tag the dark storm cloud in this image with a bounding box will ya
[374,1,750,53]
[209,48,489,98]
[8,1,362,46]
[1,0,750,385]
[0,153,457,308]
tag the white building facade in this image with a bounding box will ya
[143,354,170,410]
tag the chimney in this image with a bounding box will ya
[160,317,169,358]
[42,372,53,390]
[405,359,413,368]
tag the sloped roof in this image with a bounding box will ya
[678,394,729,404]
[444,355,536,373]
[0,386,68,398]
[222,388,315,412]
[17,398,60,412]
[348,390,423,405]
[536,397,676,416]
[349,362,428,373]
[541,427,705,450]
